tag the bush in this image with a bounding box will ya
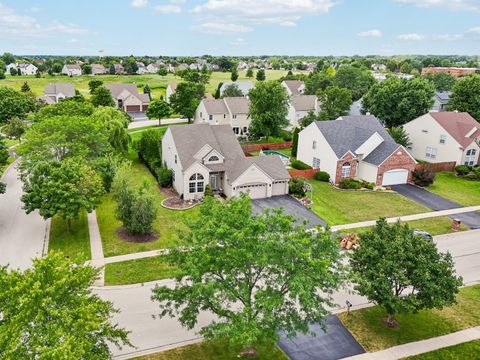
[279,130,293,142]
[314,171,330,182]
[204,184,213,197]
[134,129,162,168]
[291,159,312,170]
[289,177,306,198]
[412,168,436,187]
[339,179,361,189]
[360,180,375,190]
[464,172,480,181]
[455,165,471,176]
[157,167,173,187]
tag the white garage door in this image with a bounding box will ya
[237,183,267,199]
[382,169,409,186]
[272,181,287,196]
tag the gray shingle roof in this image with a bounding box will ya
[219,81,254,96]
[290,95,317,111]
[202,99,228,114]
[105,84,149,104]
[436,91,451,102]
[315,115,401,166]
[44,83,75,98]
[224,97,249,114]
[283,80,305,95]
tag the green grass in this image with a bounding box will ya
[128,126,169,143]
[339,285,480,352]
[3,138,19,148]
[405,340,480,359]
[133,341,288,360]
[0,156,15,177]
[104,255,179,285]
[309,180,429,225]
[48,211,90,263]
[428,172,480,206]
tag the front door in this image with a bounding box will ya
[210,175,218,190]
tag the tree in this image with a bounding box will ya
[82,63,92,75]
[132,129,163,167]
[388,127,411,147]
[0,136,8,194]
[88,79,104,94]
[447,75,480,119]
[333,66,375,101]
[0,71,5,80]
[9,67,17,76]
[2,52,15,65]
[350,219,462,327]
[246,68,254,78]
[299,111,321,127]
[0,87,36,123]
[20,81,30,93]
[169,82,202,123]
[143,84,151,99]
[256,68,266,81]
[36,100,94,121]
[304,72,333,95]
[158,66,168,76]
[109,64,116,75]
[146,98,172,126]
[177,68,210,85]
[90,107,130,153]
[291,127,300,157]
[386,59,399,72]
[91,86,115,107]
[52,62,63,73]
[362,77,435,127]
[0,252,130,358]
[151,196,344,355]
[317,86,352,119]
[248,81,289,138]
[231,66,239,81]
[423,72,456,92]
[4,116,26,143]
[21,159,104,230]
[221,84,243,98]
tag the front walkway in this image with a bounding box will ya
[87,211,105,286]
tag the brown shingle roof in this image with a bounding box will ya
[224,97,249,114]
[202,99,228,114]
[283,80,305,95]
[44,83,75,98]
[429,112,480,148]
[290,95,316,111]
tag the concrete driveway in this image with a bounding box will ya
[251,195,327,227]
[391,184,480,229]
[278,315,365,360]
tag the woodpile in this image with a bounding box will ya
[340,233,360,250]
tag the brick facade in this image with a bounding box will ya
[376,147,416,186]
[334,152,358,184]
[289,169,317,178]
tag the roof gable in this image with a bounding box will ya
[429,112,480,148]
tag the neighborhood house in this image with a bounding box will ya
[281,80,305,96]
[41,83,76,104]
[166,82,177,103]
[297,115,417,186]
[162,124,290,200]
[6,63,38,76]
[105,84,150,112]
[287,94,319,128]
[62,64,82,76]
[430,91,451,112]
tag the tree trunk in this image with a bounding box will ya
[384,313,398,328]
[159,118,161,127]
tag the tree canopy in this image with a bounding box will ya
[169,82,203,122]
[333,66,375,101]
[90,107,131,153]
[256,68,266,81]
[221,84,243,98]
[36,100,95,122]
[304,72,333,95]
[447,75,480,119]
[91,86,115,107]
[423,72,456,92]
[146,98,172,125]
[0,87,36,123]
[317,86,352,120]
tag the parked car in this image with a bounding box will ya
[413,229,433,241]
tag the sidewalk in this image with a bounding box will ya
[87,211,105,286]
[343,326,480,359]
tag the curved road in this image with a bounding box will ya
[0,161,47,270]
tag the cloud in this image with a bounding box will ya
[169,0,186,3]
[29,6,41,12]
[397,33,426,40]
[394,0,480,12]
[230,37,246,46]
[192,22,253,34]
[357,29,382,38]
[468,26,480,33]
[131,0,148,8]
[154,4,182,13]
[434,33,463,40]
[66,38,78,43]
[280,21,297,27]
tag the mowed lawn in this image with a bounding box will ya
[406,340,480,359]
[428,172,480,206]
[309,180,429,225]
[339,285,480,352]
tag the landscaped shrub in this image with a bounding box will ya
[339,179,361,189]
[314,171,330,182]
[291,159,312,170]
[454,165,480,181]
[157,167,173,187]
[133,129,162,168]
[204,184,213,197]
[279,130,293,142]
[360,180,375,190]
[455,165,471,176]
[464,171,480,181]
[289,177,306,198]
[412,168,436,187]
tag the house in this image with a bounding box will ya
[403,112,480,166]
[297,115,416,186]
[287,95,319,128]
[62,64,82,76]
[430,92,451,112]
[41,83,76,104]
[105,84,150,112]
[136,62,147,74]
[166,82,177,103]
[162,124,290,200]
[7,63,38,75]
[113,64,125,74]
[194,97,250,136]
[371,63,386,71]
[421,67,480,78]
[237,61,249,70]
[219,81,254,97]
[146,63,160,73]
[281,80,305,96]
[91,64,107,75]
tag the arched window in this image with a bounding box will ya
[341,162,351,178]
[189,173,204,193]
[208,155,219,162]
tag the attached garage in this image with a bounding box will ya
[237,183,267,199]
[126,105,141,112]
[272,180,288,196]
[382,169,409,186]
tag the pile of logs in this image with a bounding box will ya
[340,233,360,250]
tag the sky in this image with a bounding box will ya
[1,0,480,56]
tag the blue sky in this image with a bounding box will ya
[1,0,479,56]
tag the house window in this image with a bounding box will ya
[421,129,428,133]
[243,127,248,134]
[223,114,226,118]
[208,155,219,162]
[312,157,321,169]
[439,135,446,144]
[312,141,317,150]
[233,114,237,119]
[209,115,213,121]
[233,127,240,135]
[189,173,204,193]
[465,149,477,166]
[425,147,437,159]
[341,162,351,178]
[200,112,202,118]
[174,155,177,164]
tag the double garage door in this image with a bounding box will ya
[125,105,141,112]
[382,169,409,186]
[237,183,267,199]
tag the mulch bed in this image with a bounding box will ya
[162,196,200,209]
[116,228,159,243]
[159,186,178,197]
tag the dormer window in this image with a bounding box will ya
[208,155,219,162]
[209,115,213,121]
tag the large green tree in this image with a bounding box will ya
[146,98,172,126]
[447,75,480,119]
[169,82,202,123]
[248,80,289,138]
[90,107,130,153]
[423,72,456,92]
[0,87,36,123]
[350,219,462,327]
[221,84,243,98]
[88,79,103,94]
[333,66,375,101]
[0,136,8,194]
[231,66,239,81]
[36,100,95,121]
[256,68,266,81]
[91,86,115,107]
[3,116,27,143]
[362,76,435,127]
[152,196,344,355]
[317,86,352,120]
[304,71,333,95]
[0,252,130,359]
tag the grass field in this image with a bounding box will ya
[1,70,289,99]
[405,340,480,359]
[428,172,480,206]
[339,285,480,352]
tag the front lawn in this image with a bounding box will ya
[128,126,169,143]
[405,340,480,359]
[339,285,480,352]
[428,172,480,206]
[309,180,429,225]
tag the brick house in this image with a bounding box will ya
[297,115,417,186]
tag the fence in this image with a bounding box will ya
[241,141,292,153]
[288,169,318,179]
[415,161,456,173]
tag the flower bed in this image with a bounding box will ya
[161,197,202,210]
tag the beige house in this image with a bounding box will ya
[287,95,319,128]
[166,82,177,103]
[281,80,305,96]
[403,112,480,166]
[91,64,107,75]
[105,84,150,112]
[162,124,290,200]
[194,97,251,136]
[41,83,76,104]
[62,64,82,76]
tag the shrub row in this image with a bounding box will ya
[455,165,480,181]
[291,159,312,170]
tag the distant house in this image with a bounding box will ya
[166,82,177,103]
[7,63,38,76]
[113,64,125,74]
[287,95,319,128]
[237,61,249,70]
[403,112,480,166]
[297,115,416,186]
[105,84,150,112]
[281,80,305,96]
[219,81,254,97]
[194,97,250,136]
[371,63,386,71]
[175,63,189,72]
[162,124,290,200]
[430,92,451,112]
[91,64,107,75]
[146,63,160,73]
[41,83,76,104]
[62,64,82,76]
[136,62,147,74]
